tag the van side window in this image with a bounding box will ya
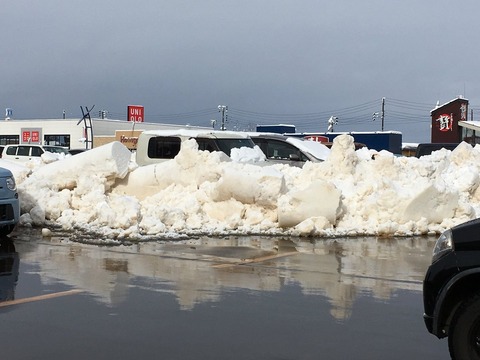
[31,146,43,156]
[265,140,307,161]
[17,146,30,156]
[147,137,181,159]
[196,139,217,152]
[215,139,255,156]
[6,146,17,156]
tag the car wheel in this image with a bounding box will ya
[0,225,15,237]
[449,292,480,360]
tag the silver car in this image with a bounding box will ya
[248,133,329,167]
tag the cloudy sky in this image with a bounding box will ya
[2,0,480,142]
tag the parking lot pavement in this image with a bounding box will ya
[0,228,449,359]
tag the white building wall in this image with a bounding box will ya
[0,118,209,149]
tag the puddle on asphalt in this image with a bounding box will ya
[1,229,449,359]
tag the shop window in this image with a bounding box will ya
[44,135,70,148]
[0,135,19,145]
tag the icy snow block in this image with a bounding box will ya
[277,180,341,228]
[403,184,458,223]
[211,166,285,206]
[26,141,132,189]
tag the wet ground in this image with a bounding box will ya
[0,227,449,359]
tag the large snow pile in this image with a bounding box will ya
[5,135,480,240]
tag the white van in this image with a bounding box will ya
[3,144,70,162]
[136,129,258,166]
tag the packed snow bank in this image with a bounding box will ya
[11,135,480,239]
[18,142,132,226]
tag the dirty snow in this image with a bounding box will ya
[3,134,478,240]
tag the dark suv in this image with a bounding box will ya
[423,218,480,359]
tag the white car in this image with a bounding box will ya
[2,144,70,162]
[136,129,261,166]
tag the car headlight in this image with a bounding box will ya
[432,229,454,263]
[6,176,16,191]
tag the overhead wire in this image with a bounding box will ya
[88,97,444,132]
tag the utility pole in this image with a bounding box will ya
[218,105,228,130]
[381,97,385,131]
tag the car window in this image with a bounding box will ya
[44,146,69,154]
[147,136,181,159]
[265,140,307,161]
[5,146,17,156]
[31,146,43,156]
[214,138,255,156]
[17,146,30,156]
[196,138,218,152]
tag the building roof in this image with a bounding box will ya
[458,121,480,131]
[430,96,468,113]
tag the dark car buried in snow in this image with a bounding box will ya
[423,218,480,359]
[0,167,19,236]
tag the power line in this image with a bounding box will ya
[55,97,445,131]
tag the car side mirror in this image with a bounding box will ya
[289,154,300,161]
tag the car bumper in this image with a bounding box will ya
[423,313,434,334]
[423,252,459,337]
[0,197,20,225]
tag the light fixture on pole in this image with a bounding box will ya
[327,116,338,132]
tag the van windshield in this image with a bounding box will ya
[43,146,70,155]
[214,138,255,156]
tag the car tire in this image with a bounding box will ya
[449,292,480,360]
[0,225,15,237]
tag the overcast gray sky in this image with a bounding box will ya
[2,0,480,142]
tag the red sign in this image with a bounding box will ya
[22,130,40,143]
[304,135,329,143]
[128,105,144,122]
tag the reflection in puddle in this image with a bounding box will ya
[0,238,19,303]
[14,232,435,321]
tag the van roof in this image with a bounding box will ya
[141,129,251,139]
[415,143,459,158]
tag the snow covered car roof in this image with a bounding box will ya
[141,129,252,139]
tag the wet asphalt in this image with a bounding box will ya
[0,227,449,360]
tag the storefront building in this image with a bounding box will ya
[0,117,208,151]
[431,96,480,145]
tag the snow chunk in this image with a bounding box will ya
[278,180,341,228]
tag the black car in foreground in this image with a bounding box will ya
[423,218,480,359]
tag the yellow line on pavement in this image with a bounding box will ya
[0,289,82,308]
[212,251,298,268]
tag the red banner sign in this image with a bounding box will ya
[22,130,40,143]
[128,105,144,122]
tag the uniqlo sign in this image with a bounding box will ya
[127,105,144,122]
[21,128,41,144]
